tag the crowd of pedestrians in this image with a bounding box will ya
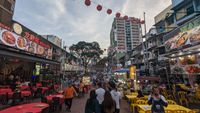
[85,80,122,113]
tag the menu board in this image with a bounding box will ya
[165,16,200,51]
[0,24,53,59]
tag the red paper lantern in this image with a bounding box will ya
[85,0,91,6]
[116,13,121,18]
[124,15,128,20]
[107,9,112,15]
[97,5,102,11]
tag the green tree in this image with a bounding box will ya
[69,41,103,73]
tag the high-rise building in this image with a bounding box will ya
[0,0,15,27]
[110,17,142,59]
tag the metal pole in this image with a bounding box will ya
[143,12,148,76]
[143,12,147,36]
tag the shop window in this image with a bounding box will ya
[176,8,187,21]
[186,6,194,15]
[166,15,174,25]
[196,0,200,11]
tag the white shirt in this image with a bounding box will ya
[110,90,121,109]
[96,88,105,104]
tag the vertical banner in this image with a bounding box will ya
[130,65,136,79]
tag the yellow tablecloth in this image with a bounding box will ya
[137,105,192,113]
[177,84,190,90]
[126,95,137,102]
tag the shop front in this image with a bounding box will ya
[164,15,200,85]
[0,21,60,84]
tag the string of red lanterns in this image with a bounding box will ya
[97,5,102,11]
[83,0,145,24]
[85,0,91,6]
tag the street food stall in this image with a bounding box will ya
[164,16,200,85]
[113,68,129,84]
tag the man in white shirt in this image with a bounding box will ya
[110,84,121,113]
[96,82,105,105]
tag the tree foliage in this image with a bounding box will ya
[69,41,103,72]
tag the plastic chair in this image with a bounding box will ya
[174,110,187,113]
[131,100,146,113]
[167,100,177,105]
[0,93,8,105]
[139,97,148,100]
[188,110,197,113]
[35,88,43,98]
[12,92,22,105]
[145,110,151,113]
[136,100,146,104]
[41,97,48,103]
[165,110,174,113]
[51,97,62,112]
[178,91,188,106]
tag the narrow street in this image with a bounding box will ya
[60,93,131,113]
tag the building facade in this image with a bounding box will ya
[42,35,62,48]
[0,0,15,27]
[172,0,200,25]
[110,17,142,60]
[154,5,176,34]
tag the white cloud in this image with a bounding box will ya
[13,0,171,51]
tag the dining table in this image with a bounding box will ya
[45,94,65,104]
[0,103,49,113]
[20,85,30,90]
[137,104,192,113]
[0,86,10,88]
[21,90,32,97]
[0,88,12,94]
[36,83,42,87]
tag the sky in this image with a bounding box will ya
[13,0,171,53]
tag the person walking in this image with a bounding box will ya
[96,82,105,105]
[110,84,121,113]
[64,83,78,112]
[102,91,116,113]
[148,86,168,113]
[85,90,101,113]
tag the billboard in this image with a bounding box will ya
[0,22,53,59]
[164,16,200,51]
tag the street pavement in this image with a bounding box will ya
[60,93,131,113]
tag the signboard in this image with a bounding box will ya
[82,76,91,85]
[129,65,136,79]
[165,16,200,51]
[0,23,53,59]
